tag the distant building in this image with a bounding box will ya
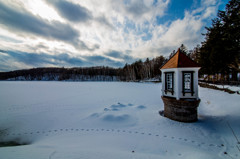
[160,49,201,122]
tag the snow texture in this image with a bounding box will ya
[0,81,239,159]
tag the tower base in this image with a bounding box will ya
[161,96,200,122]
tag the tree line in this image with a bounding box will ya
[0,56,167,81]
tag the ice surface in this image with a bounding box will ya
[0,81,239,159]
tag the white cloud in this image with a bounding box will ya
[160,12,202,45]
[202,6,218,19]
[0,0,226,71]
[201,0,217,6]
[25,0,65,22]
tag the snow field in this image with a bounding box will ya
[0,81,239,159]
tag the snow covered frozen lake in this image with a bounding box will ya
[0,81,239,159]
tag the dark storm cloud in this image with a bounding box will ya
[95,16,114,29]
[48,0,114,29]
[106,50,123,58]
[0,2,97,51]
[83,55,124,67]
[124,0,149,17]
[47,0,93,23]
[85,55,108,62]
[0,50,86,68]
[0,50,124,71]
[106,50,135,62]
[0,2,77,42]
[56,53,86,65]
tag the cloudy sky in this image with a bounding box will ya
[0,0,228,71]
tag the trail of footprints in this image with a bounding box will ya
[3,128,226,150]
[0,104,76,112]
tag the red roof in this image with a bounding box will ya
[160,49,200,69]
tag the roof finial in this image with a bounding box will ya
[177,48,181,53]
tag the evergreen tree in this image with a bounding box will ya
[199,0,240,80]
[179,44,188,55]
[190,44,201,63]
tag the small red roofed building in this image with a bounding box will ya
[160,49,201,122]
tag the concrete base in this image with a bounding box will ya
[161,96,200,122]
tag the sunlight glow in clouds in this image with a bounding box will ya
[0,0,229,71]
[26,0,65,22]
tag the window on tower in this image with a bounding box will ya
[165,72,174,95]
[182,71,194,96]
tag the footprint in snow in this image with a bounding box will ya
[102,114,131,122]
[90,113,101,118]
[137,105,146,109]
[104,108,110,111]
[111,103,126,109]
